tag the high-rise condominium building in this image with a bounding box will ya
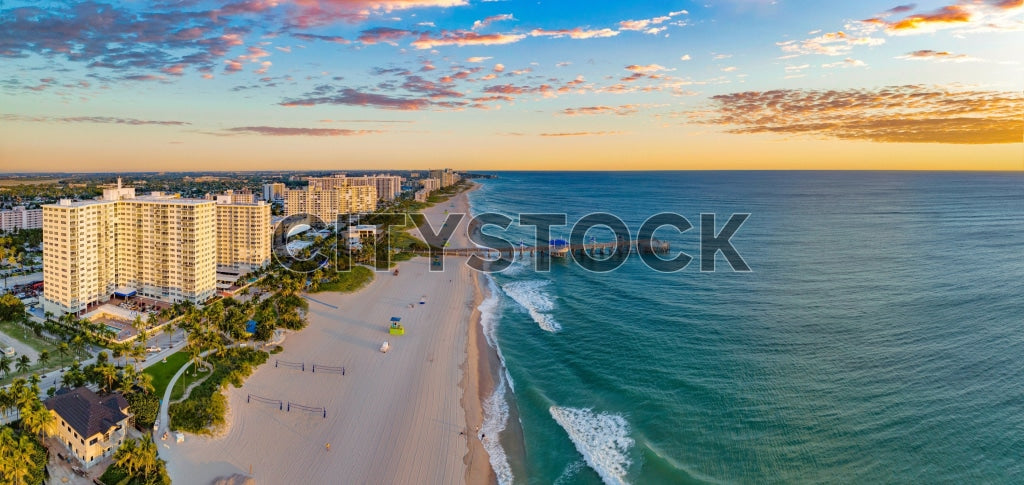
[421,178,441,193]
[308,174,403,201]
[214,199,271,274]
[307,175,349,191]
[344,175,403,201]
[262,183,285,201]
[0,206,43,231]
[42,180,270,316]
[284,185,377,224]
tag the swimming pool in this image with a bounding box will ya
[106,325,123,334]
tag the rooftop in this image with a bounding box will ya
[44,387,130,439]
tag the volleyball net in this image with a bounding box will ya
[247,394,283,410]
[275,359,305,371]
[287,401,327,418]
[312,364,345,375]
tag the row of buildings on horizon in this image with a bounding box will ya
[38,170,461,318]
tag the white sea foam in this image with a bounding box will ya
[501,280,562,332]
[480,372,514,485]
[553,459,586,485]
[549,407,635,485]
[477,274,514,485]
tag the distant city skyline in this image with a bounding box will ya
[1,1,1023,171]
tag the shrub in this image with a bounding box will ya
[168,348,268,434]
[126,392,160,430]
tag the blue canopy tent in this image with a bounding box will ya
[246,320,258,334]
[113,287,137,298]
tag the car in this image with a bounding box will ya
[153,419,160,431]
[145,346,161,353]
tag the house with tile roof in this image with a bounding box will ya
[44,387,132,468]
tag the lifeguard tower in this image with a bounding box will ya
[389,317,405,335]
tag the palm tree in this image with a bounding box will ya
[57,342,69,368]
[130,344,146,371]
[0,428,37,485]
[163,322,175,348]
[36,350,49,368]
[97,364,118,392]
[20,401,55,438]
[114,437,140,474]
[0,354,11,378]
[117,365,137,394]
[15,355,31,375]
[134,372,155,395]
[136,435,160,475]
[70,335,85,360]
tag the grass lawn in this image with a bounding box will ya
[316,265,374,293]
[0,320,89,385]
[0,320,57,354]
[143,351,190,398]
[170,362,209,401]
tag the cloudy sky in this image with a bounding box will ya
[1,0,1022,171]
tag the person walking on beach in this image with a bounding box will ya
[325,443,331,451]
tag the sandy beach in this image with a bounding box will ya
[162,184,498,485]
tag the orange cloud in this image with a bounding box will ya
[697,85,1024,144]
[538,131,624,137]
[529,27,619,39]
[890,5,971,30]
[561,105,639,116]
[896,49,981,62]
[222,126,381,136]
[625,64,671,73]
[411,31,526,49]
[288,0,469,27]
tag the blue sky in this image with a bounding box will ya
[1,0,1022,171]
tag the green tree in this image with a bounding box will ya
[57,342,69,368]
[0,354,11,378]
[0,293,25,321]
[20,401,56,438]
[0,428,35,485]
[125,392,159,429]
[14,355,30,375]
[36,350,49,368]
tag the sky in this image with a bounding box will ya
[0,0,1022,172]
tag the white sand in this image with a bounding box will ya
[162,187,483,485]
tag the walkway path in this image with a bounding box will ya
[155,350,213,438]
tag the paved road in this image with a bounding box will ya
[1,328,189,398]
[0,271,42,290]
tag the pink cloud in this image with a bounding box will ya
[529,27,619,39]
[411,30,526,49]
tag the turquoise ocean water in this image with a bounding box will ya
[465,172,1024,484]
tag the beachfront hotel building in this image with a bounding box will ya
[284,184,377,225]
[0,205,43,231]
[41,179,270,316]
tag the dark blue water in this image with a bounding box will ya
[467,172,1024,484]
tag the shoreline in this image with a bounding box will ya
[459,181,527,485]
[463,270,497,485]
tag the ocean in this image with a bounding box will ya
[465,171,1024,484]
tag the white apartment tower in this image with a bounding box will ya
[284,185,377,224]
[41,178,267,316]
[214,198,272,273]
